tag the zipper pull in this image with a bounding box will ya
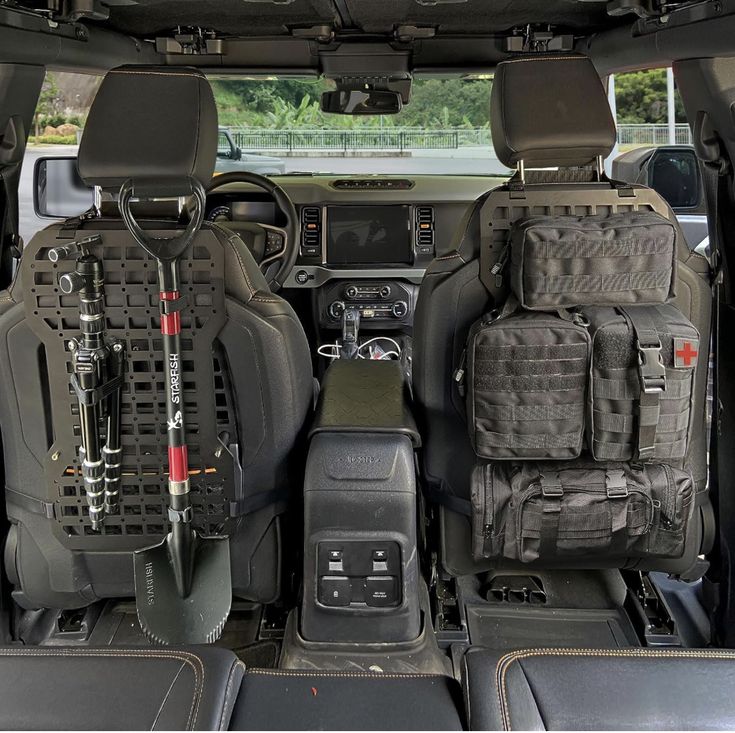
[453,348,467,397]
[490,244,510,288]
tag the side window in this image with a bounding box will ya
[23,71,101,243]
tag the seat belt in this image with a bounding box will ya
[0,116,26,284]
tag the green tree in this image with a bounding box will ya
[615,69,686,124]
[34,73,62,137]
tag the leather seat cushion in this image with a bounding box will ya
[463,647,735,731]
[230,669,464,731]
[0,646,243,731]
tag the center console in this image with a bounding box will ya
[300,360,422,644]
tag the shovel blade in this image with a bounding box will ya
[134,532,231,645]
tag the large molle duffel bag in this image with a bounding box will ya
[470,461,695,564]
[510,211,677,310]
[585,304,699,463]
[466,311,590,460]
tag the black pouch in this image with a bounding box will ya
[471,461,694,564]
[466,311,590,460]
[510,211,677,310]
[586,304,700,463]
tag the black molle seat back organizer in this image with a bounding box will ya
[510,211,677,309]
[19,225,237,551]
[586,304,699,464]
[466,310,589,460]
[479,184,673,296]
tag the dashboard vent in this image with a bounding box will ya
[415,206,435,249]
[301,206,322,254]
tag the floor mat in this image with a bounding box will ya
[234,640,281,668]
[459,570,639,651]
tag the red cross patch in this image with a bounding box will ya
[673,338,699,369]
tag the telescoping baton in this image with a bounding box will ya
[120,178,232,645]
[48,236,125,530]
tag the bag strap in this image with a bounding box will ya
[620,306,666,461]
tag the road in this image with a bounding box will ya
[19,145,509,243]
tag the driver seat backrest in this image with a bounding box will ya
[0,66,313,609]
[413,54,713,578]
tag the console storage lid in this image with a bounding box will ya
[310,360,420,447]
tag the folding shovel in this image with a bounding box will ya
[120,178,232,644]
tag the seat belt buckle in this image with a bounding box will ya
[636,339,666,394]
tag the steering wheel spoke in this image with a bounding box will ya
[259,223,289,268]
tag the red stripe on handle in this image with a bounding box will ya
[160,291,181,336]
[168,446,189,483]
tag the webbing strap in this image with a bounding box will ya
[526,238,672,260]
[526,270,670,296]
[474,372,587,393]
[594,409,690,435]
[476,342,589,361]
[593,437,689,461]
[538,471,562,558]
[483,403,584,422]
[622,306,666,460]
[476,431,581,450]
[593,374,690,401]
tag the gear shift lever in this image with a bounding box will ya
[340,306,360,360]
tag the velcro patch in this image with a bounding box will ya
[673,337,700,369]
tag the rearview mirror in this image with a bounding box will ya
[34,156,95,219]
[320,89,403,115]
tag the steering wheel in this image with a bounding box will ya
[206,171,299,292]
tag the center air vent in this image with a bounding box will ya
[415,206,435,252]
[331,179,415,191]
[301,207,322,256]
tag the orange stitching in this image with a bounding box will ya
[0,649,204,729]
[494,648,735,731]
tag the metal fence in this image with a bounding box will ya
[229,124,692,153]
[617,123,692,146]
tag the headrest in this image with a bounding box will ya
[491,54,616,169]
[78,66,217,190]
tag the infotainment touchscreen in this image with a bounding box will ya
[327,205,412,265]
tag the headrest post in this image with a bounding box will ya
[517,160,526,184]
[595,155,605,181]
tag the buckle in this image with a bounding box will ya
[636,340,666,394]
[540,474,563,498]
[605,469,629,498]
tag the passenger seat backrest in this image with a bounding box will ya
[413,54,713,578]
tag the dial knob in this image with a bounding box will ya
[379,285,391,299]
[329,300,345,320]
[345,285,358,300]
[392,300,408,319]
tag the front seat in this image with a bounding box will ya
[0,66,313,609]
[413,54,713,579]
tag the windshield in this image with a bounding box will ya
[211,77,508,177]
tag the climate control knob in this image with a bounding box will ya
[329,300,345,320]
[392,300,409,319]
[379,285,391,299]
[345,285,358,300]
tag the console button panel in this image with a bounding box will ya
[317,541,402,608]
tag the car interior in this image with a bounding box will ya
[1,0,735,730]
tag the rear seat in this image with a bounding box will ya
[0,646,244,731]
[230,669,465,731]
[462,647,735,730]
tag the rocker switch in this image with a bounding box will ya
[328,549,344,572]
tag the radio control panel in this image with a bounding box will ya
[318,281,416,329]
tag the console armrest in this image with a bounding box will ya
[309,360,421,447]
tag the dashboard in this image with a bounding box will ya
[205,174,507,330]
